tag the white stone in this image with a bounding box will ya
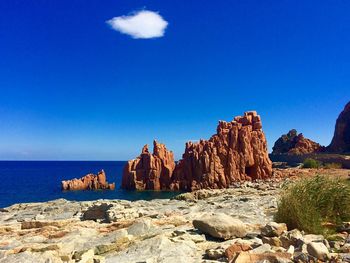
[307,242,329,261]
[192,213,247,239]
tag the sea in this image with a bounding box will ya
[0,161,180,208]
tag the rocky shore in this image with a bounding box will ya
[1,175,349,262]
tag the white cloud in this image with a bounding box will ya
[107,10,168,39]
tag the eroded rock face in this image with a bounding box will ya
[171,111,272,191]
[122,111,272,191]
[328,101,350,153]
[121,140,175,190]
[61,170,115,191]
[272,129,323,155]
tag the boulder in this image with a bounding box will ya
[225,243,252,261]
[261,222,287,237]
[61,170,115,191]
[272,129,323,155]
[262,236,282,247]
[280,229,303,248]
[250,243,272,253]
[192,213,247,240]
[328,101,350,153]
[306,242,330,261]
[205,248,225,260]
[82,203,113,222]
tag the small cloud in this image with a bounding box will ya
[107,10,168,39]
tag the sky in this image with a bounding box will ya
[0,0,349,160]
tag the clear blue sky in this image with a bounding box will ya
[0,0,349,160]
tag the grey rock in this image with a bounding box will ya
[82,203,112,222]
[340,253,350,262]
[127,218,152,236]
[251,243,272,253]
[105,236,198,263]
[261,222,287,237]
[205,248,225,260]
[307,242,330,261]
[293,252,309,262]
[303,234,324,244]
[193,213,247,239]
[280,229,303,248]
[262,236,282,247]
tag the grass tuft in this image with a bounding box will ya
[302,158,322,169]
[275,175,350,235]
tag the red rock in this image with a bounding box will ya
[122,111,272,191]
[272,129,323,155]
[328,101,350,153]
[170,111,272,191]
[225,243,252,261]
[121,140,175,190]
[61,170,115,191]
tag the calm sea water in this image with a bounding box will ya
[0,161,180,208]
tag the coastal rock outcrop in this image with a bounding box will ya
[170,111,272,191]
[271,129,323,155]
[122,111,272,191]
[328,101,350,153]
[61,170,115,191]
[121,140,175,190]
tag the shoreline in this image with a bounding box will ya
[1,169,349,262]
[0,181,281,262]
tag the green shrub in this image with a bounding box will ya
[275,175,350,235]
[323,162,342,169]
[302,158,321,169]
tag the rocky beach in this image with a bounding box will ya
[1,168,350,263]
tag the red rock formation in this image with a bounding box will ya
[122,140,175,190]
[328,101,350,153]
[272,129,323,155]
[170,111,272,191]
[122,111,272,191]
[61,170,115,191]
